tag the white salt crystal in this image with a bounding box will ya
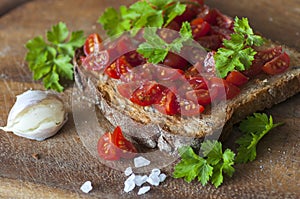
[137,186,151,195]
[159,173,167,182]
[80,181,93,193]
[151,168,161,176]
[147,172,160,186]
[134,156,151,168]
[134,175,148,186]
[124,167,133,176]
[124,174,136,193]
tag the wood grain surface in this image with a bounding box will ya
[0,0,299,198]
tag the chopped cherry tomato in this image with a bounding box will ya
[210,26,233,40]
[191,17,204,26]
[197,35,223,51]
[242,59,264,77]
[177,76,208,97]
[174,3,199,24]
[112,126,137,159]
[203,9,233,29]
[262,52,290,75]
[163,52,189,70]
[120,64,153,82]
[97,132,119,161]
[117,82,141,99]
[130,82,166,106]
[192,21,211,39]
[209,77,240,100]
[152,65,184,81]
[185,89,212,106]
[116,56,132,76]
[154,90,179,115]
[255,46,283,63]
[83,33,102,56]
[124,51,146,67]
[178,99,205,116]
[104,62,121,79]
[225,71,249,86]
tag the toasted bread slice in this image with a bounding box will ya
[74,40,300,153]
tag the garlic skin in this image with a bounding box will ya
[0,90,67,141]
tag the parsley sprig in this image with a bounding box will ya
[25,22,85,92]
[235,113,284,163]
[137,22,192,64]
[214,17,265,78]
[173,140,235,188]
[98,0,186,37]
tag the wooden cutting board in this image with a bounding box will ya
[0,0,299,198]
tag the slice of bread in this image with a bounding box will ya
[74,40,300,153]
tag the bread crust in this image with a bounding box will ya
[74,42,300,153]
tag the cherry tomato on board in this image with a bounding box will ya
[83,33,102,56]
[97,132,119,161]
[163,52,189,70]
[209,77,240,100]
[262,52,290,75]
[97,126,137,161]
[154,89,179,115]
[178,99,205,116]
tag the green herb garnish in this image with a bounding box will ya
[173,140,235,188]
[137,21,192,64]
[214,17,265,78]
[235,113,284,163]
[98,0,186,37]
[25,22,85,92]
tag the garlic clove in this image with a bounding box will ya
[0,90,68,141]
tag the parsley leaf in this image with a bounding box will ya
[25,22,85,92]
[235,113,283,163]
[137,22,192,63]
[214,17,265,78]
[98,0,186,37]
[173,140,235,188]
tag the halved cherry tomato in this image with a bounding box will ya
[117,82,141,99]
[97,132,119,161]
[185,89,216,106]
[203,9,233,29]
[116,56,132,76]
[152,65,184,81]
[242,59,264,77]
[163,52,189,70]
[225,71,249,86]
[105,62,121,79]
[154,90,179,115]
[84,33,102,56]
[112,126,137,159]
[130,82,166,106]
[192,21,211,39]
[177,76,208,97]
[174,3,199,24]
[197,35,223,51]
[124,51,146,67]
[262,52,290,75]
[209,77,240,100]
[210,26,233,40]
[178,99,205,116]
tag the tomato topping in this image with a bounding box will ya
[154,90,179,115]
[174,3,199,24]
[225,71,249,86]
[97,132,119,161]
[178,99,205,116]
[210,26,233,40]
[117,82,141,99]
[203,9,233,29]
[104,62,121,79]
[185,89,212,106]
[130,81,166,106]
[152,65,184,81]
[124,51,146,67]
[262,52,290,75]
[112,126,137,159]
[242,59,264,78]
[255,46,283,63]
[83,33,102,56]
[209,77,240,100]
[105,56,133,79]
[192,21,211,39]
[163,52,189,70]
[197,35,223,51]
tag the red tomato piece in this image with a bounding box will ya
[203,9,233,29]
[255,46,283,63]
[112,126,137,159]
[174,3,199,24]
[97,132,119,161]
[104,62,121,79]
[192,21,211,40]
[124,51,146,67]
[185,89,212,106]
[178,99,205,116]
[262,52,290,75]
[209,77,240,100]
[116,56,132,76]
[225,71,249,87]
[83,33,102,56]
[152,65,184,82]
[117,82,141,99]
[163,52,189,70]
[130,82,166,106]
[197,35,223,51]
[242,59,264,78]
[154,90,179,115]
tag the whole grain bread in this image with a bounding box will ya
[73,41,300,153]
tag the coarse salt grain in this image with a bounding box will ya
[124,167,133,176]
[151,168,161,176]
[80,181,93,193]
[137,186,151,195]
[159,173,167,182]
[134,175,148,186]
[147,172,160,186]
[124,174,136,193]
[134,156,151,168]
